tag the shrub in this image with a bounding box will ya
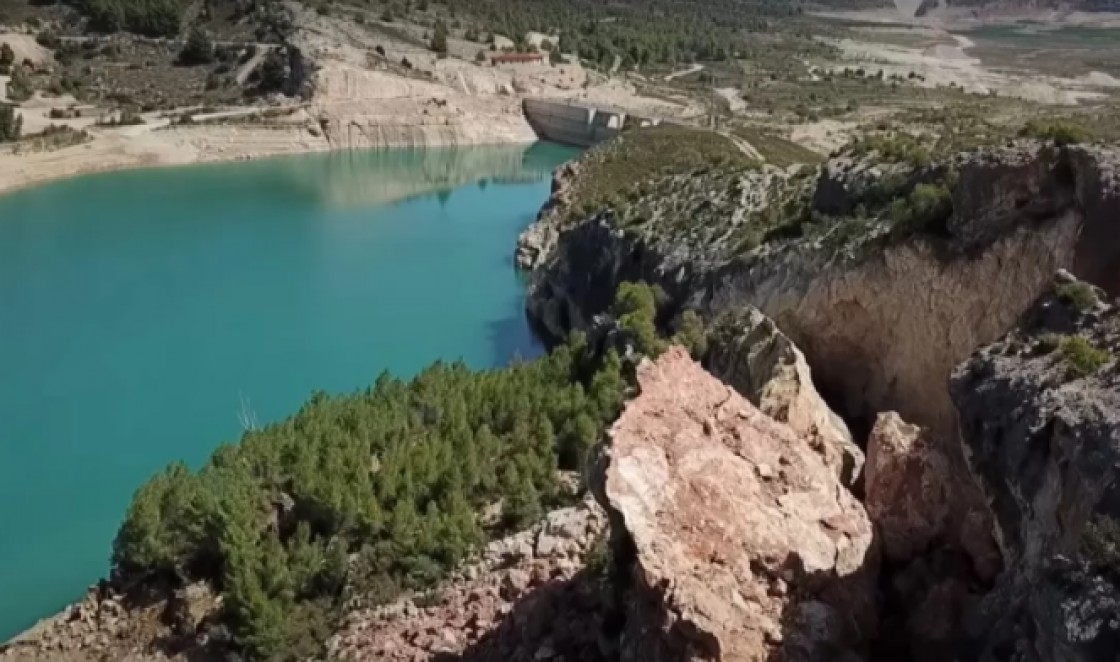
[178,27,214,66]
[430,20,448,54]
[1037,332,1062,355]
[612,281,666,358]
[7,65,34,102]
[1060,336,1111,377]
[1057,281,1098,313]
[80,0,182,37]
[257,49,288,92]
[673,310,707,359]
[35,31,60,49]
[1021,119,1093,146]
[475,49,486,63]
[890,183,952,235]
[374,45,385,57]
[0,105,22,142]
[0,44,13,71]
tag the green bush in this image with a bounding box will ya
[7,66,34,102]
[0,105,22,142]
[177,27,214,66]
[80,0,183,37]
[1057,281,1098,313]
[612,281,666,358]
[1060,335,1111,377]
[430,20,448,54]
[673,310,707,359]
[0,43,14,73]
[113,336,625,660]
[889,183,952,235]
[1021,119,1093,146]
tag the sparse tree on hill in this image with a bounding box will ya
[0,105,22,142]
[430,20,448,54]
[7,65,33,102]
[178,27,214,66]
[0,44,14,75]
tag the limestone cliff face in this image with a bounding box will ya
[310,66,538,150]
[525,144,1120,443]
[951,273,1120,662]
[593,347,877,662]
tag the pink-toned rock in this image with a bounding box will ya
[864,412,1000,579]
[865,412,951,561]
[598,346,877,662]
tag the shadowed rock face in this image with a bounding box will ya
[951,274,1120,662]
[525,144,1120,444]
[706,305,864,488]
[594,347,877,662]
[864,412,999,578]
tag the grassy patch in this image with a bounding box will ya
[564,126,757,222]
[1021,118,1095,146]
[1057,281,1099,312]
[1060,335,1112,377]
[732,126,822,167]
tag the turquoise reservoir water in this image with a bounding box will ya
[0,142,578,640]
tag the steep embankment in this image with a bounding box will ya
[952,273,1120,661]
[524,140,1120,443]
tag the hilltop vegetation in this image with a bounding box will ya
[111,329,629,660]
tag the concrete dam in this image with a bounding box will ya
[522,98,664,147]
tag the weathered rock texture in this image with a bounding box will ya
[329,498,609,662]
[951,273,1120,662]
[0,581,221,662]
[525,143,1120,583]
[525,143,1120,443]
[706,305,863,487]
[864,412,999,578]
[595,346,877,662]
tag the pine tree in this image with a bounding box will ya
[430,20,449,54]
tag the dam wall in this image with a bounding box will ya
[523,98,662,147]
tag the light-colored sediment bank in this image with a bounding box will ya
[0,97,541,196]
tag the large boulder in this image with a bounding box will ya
[706,306,863,487]
[595,346,877,662]
[951,273,1120,662]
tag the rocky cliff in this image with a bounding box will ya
[525,142,1120,444]
[951,273,1120,662]
[592,347,877,662]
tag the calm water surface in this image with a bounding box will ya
[0,142,579,639]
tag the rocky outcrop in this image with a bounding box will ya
[516,161,582,271]
[951,273,1120,662]
[594,347,877,662]
[329,498,609,662]
[0,581,221,662]
[864,412,999,577]
[525,143,1120,576]
[706,305,863,487]
[527,143,1120,440]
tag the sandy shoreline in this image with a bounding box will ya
[0,117,550,197]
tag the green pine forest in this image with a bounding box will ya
[111,300,644,659]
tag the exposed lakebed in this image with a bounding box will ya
[0,141,579,640]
